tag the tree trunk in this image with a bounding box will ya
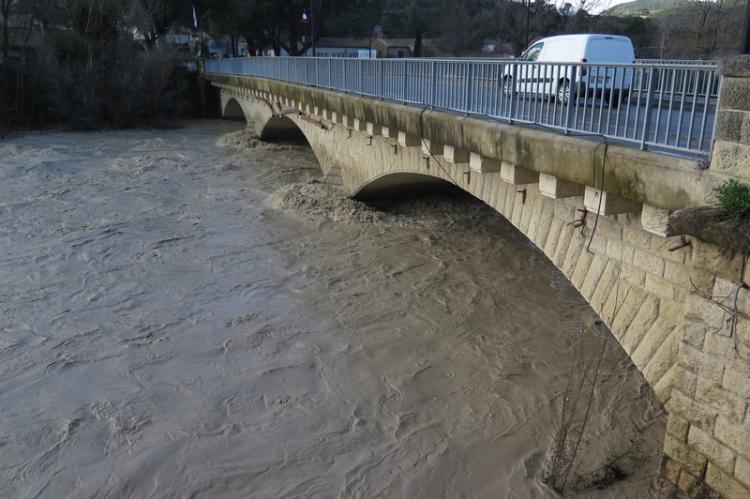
[2,4,9,63]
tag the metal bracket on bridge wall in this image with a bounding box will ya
[668,236,691,252]
[516,188,527,205]
[568,209,588,231]
[257,95,331,131]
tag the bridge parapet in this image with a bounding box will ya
[205,59,750,497]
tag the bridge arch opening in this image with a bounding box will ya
[257,115,308,143]
[354,172,463,201]
[222,96,308,145]
[223,97,245,120]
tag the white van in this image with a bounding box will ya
[503,34,636,104]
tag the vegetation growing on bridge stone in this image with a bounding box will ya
[713,179,750,218]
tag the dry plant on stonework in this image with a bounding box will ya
[542,322,607,493]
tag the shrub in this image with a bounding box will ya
[713,179,750,217]
[0,36,196,129]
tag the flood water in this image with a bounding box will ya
[0,120,665,498]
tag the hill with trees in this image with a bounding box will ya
[605,0,690,17]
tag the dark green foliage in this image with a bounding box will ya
[0,0,197,129]
[713,179,750,218]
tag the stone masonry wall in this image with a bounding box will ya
[215,77,750,497]
[659,55,750,498]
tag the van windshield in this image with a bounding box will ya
[522,42,544,61]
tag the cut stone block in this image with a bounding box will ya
[444,145,470,164]
[352,118,367,131]
[421,140,444,156]
[539,173,585,199]
[469,153,501,173]
[501,162,539,185]
[641,203,674,237]
[584,186,642,216]
[381,126,398,138]
[366,122,382,136]
[398,131,420,147]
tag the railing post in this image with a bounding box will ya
[564,65,577,134]
[430,61,437,108]
[640,66,657,150]
[343,59,347,92]
[466,63,474,114]
[509,63,518,123]
[402,60,409,102]
[379,60,385,98]
[357,59,365,95]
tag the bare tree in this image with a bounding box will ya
[1,0,16,62]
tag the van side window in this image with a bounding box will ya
[523,42,544,61]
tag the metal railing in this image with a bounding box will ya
[205,57,721,157]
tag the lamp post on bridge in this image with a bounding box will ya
[310,0,316,57]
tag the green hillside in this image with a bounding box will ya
[605,0,690,17]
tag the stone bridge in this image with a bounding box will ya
[204,58,750,498]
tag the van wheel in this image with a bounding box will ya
[502,76,514,96]
[557,79,574,105]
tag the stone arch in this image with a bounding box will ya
[219,88,333,175]
[222,97,245,120]
[209,79,750,498]
[217,85,676,405]
[354,172,459,200]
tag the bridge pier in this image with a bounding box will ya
[207,58,750,497]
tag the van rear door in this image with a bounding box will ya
[585,37,635,91]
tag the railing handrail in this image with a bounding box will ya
[206,55,717,68]
[204,56,721,158]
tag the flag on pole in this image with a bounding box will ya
[193,5,199,29]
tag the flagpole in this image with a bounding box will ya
[310,0,316,57]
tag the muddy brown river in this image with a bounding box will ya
[0,120,665,498]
